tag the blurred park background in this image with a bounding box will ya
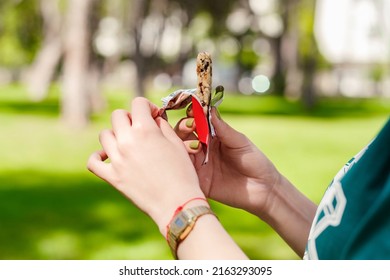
[0,0,389,260]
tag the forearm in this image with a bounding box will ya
[252,175,317,257]
[177,213,248,259]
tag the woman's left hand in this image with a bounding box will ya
[87,97,206,235]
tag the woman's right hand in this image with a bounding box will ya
[174,107,282,218]
[175,107,317,257]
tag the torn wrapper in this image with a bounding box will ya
[159,87,224,164]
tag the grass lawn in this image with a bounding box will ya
[0,84,389,259]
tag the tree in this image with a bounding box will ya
[10,0,326,127]
[296,0,320,110]
[0,1,42,70]
[61,0,97,128]
[126,0,151,98]
[267,0,321,108]
[25,0,63,101]
[120,0,238,97]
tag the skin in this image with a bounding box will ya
[87,98,204,235]
[88,97,317,259]
[175,106,317,257]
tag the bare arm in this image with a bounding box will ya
[255,175,316,257]
[176,108,317,257]
[87,97,248,259]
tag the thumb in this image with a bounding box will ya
[210,107,247,148]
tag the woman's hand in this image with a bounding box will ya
[87,97,206,235]
[175,107,317,257]
[175,107,281,218]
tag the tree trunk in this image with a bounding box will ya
[302,57,317,110]
[295,0,319,110]
[128,0,168,98]
[129,0,148,98]
[25,0,62,101]
[62,0,95,128]
[271,36,286,96]
[270,0,297,97]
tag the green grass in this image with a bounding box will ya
[0,84,389,259]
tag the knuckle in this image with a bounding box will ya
[116,137,130,152]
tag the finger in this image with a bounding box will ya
[155,117,182,145]
[210,107,247,147]
[111,109,132,137]
[159,110,168,121]
[174,117,196,140]
[130,97,160,128]
[183,139,202,154]
[157,117,201,156]
[99,129,118,158]
[87,150,113,182]
[186,104,194,117]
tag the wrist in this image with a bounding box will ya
[255,174,317,256]
[155,194,209,237]
[166,204,215,259]
[237,171,283,220]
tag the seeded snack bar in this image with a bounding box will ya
[159,52,223,164]
[196,52,212,108]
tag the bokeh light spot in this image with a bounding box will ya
[252,75,271,93]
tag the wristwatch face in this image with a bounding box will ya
[167,205,214,258]
[170,213,188,237]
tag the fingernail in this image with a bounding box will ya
[190,140,200,149]
[185,118,194,128]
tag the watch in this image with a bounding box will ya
[167,205,215,259]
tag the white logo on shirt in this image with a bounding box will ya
[304,145,369,260]
[305,181,346,260]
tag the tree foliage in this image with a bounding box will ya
[0,1,42,67]
[0,0,328,125]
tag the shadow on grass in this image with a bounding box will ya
[0,84,60,117]
[0,99,60,117]
[0,170,165,260]
[0,170,292,260]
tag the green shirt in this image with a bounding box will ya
[304,117,390,259]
